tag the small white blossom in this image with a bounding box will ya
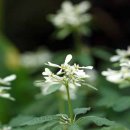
[110,47,130,62]
[21,49,52,69]
[0,75,16,100]
[102,47,130,88]
[36,54,95,99]
[102,67,130,85]
[49,1,91,38]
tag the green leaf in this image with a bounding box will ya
[92,47,112,61]
[101,125,129,130]
[56,29,71,39]
[68,123,82,130]
[76,52,94,66]
[113,96,130,112]
[76,116,115,127]
[37,121,58,130]
[74,107,91,116]
[46,84,62,95]
[21,115,60,126]
[9,115,34,127]
[52,124,63,130]
[83,82,97,90]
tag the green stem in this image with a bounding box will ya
[66,84,73,123]
[73,32,83,54]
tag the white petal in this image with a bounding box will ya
[76,1,91,13]
[80,66,93,69]
[0,93,15,101]
[0,87,11,90]
[42,68,52,75]
[64,54,72,64]
[3,75,16,82]
[47,62,60,67]
[106,73,122,83]
[57,69,62,75]
[110,55,120,62]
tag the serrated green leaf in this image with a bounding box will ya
[9,115,34,127]
[21,115,60,126]
[52,124,63,130]
[74,107,91,116]
[113,96,130,112]
[76,116,115,126]
[68,123,82,130]
[46,84,62,95]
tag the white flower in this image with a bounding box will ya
[102,46,130,88]
[102,67,130,85]
[36,54,95,99]
[0,75,16,86]
[110,47,130,62]
[21,49,52,69]
[102,69,124,84]
[49,1,91,32]
[0,74,16,100]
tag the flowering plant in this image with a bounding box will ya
[36,54,96,99]
[9,54,118,130]
[0,74,16,100]
[48,1,91,39]
[102,47,130,88]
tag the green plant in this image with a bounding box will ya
[9,54,119,130]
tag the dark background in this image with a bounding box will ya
[4,0,130,52]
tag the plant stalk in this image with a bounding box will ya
[73,32,83,54]
[66,84,73,123]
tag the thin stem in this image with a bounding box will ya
[73,32,83,54]
[66,84,73,123]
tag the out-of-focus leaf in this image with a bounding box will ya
[21,115,59,126]
[113,96,130,112]
[101,125,129,130]
[76,51,94,66]
[52,124,63,130]
[77,116,115,127]
[9,115,34,127]
[92,47,112,61]
[56,29,71,39]
[46,84,62,95]
[68,123,82,130]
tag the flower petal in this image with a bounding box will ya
[47,62,60,67]
[64,54,72,64]
[42,68,52,75]
[80,66,93,69]
[3,75,16,82]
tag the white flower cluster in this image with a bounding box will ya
[49,1,91,36]
[0,75,16,100]
[110,46,130,63]
[37,54,94,99]
[21,49,52,69]
[102,47,130,88]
